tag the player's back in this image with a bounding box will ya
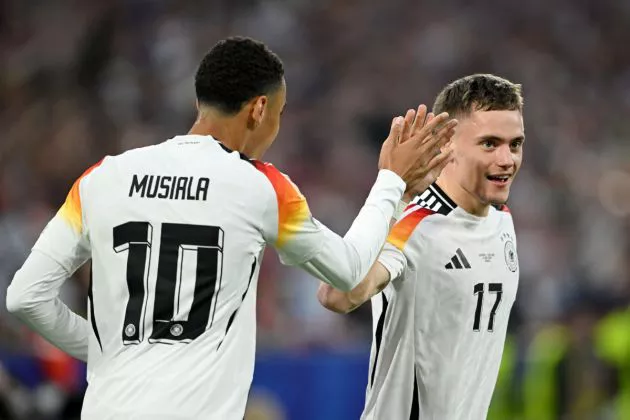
[80,135,274,419]
[363,185,519,420]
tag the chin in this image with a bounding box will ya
[484,190,511,206]
[489,195,510,205]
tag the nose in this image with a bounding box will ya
[495,144,514,169]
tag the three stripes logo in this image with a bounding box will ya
[445,248,471,270]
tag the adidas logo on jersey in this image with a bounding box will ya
[445,249,471,270]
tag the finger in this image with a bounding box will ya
[426,147,454,172]
[421,121,458,151]
[432,124,457,147]
[418,113,439,144]
[433,124,458,149]
[388,116,404,145]
[406,113,450,148]
[400,109,416,144]
[410,105,428,133]
[420,112,451,139]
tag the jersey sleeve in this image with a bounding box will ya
[32,160,102,271]
[377,243,407,282]
[254,161,406,292]
[253,161,321,263]
[386,205,435,271]
[5,160,103,361]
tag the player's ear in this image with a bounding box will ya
[248,96,268,129]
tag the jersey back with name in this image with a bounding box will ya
[33,135,320,420]
[363,185,519,420]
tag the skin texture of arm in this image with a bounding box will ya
[317,258,396,314]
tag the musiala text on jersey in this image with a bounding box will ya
[129,174,209,201]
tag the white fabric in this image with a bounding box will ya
[6,134,405,420]
[363,206,519,420]
[7,250,90,360]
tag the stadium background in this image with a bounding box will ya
[1,0,629,419]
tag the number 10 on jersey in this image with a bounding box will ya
[113,222,224,345]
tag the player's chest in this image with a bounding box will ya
[421,230,519,300]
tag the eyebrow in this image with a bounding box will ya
[479,135,525,142]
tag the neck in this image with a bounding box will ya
[435,176,490,217]
[188,107,253,157]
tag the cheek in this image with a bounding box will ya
[513,153,523,170]
[456,151,485,176]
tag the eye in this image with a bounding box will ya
[510,139,523,149]
[481,139,496,149]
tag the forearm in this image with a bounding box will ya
[298,170,405,291]
[317,280,380,314]
[317,283,355,314]
[317,242,407,313]
[6,251,89,361]
[317,261,393,313]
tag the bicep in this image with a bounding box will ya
[7,250,72,311]
[33,213,91,275]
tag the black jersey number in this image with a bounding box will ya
[472,282,503,332]
[113,222,224,345]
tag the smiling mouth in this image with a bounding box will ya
[487,174,511,185]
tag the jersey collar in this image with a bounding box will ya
[410,183,456,216]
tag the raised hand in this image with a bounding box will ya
[378,105,457,198]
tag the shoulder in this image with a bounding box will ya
[387,205,440,251]
[410,184,457,215]
[251,160,304,202]
[388,184,458,251]
[493,203,511,214]
[74,157,109,192]
[491,203,515,228]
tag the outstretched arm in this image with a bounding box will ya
[317,243,406,313]
[260,108,455,292]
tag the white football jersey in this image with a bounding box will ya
[362,184,519,420]
[22,135,405,420]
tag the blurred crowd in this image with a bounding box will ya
[1,0,629,419]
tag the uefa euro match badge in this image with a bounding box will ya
[500,232,518,272]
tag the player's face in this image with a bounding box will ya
[449,109,524,206]
[250,79,286,158]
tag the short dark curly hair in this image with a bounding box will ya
[195,36,285,114]
[432,74,523,118]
